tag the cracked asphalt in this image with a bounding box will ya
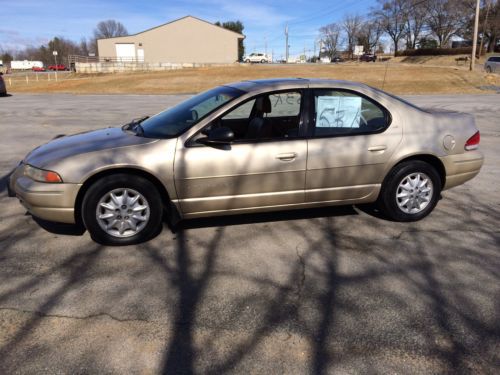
[0,93,499,374]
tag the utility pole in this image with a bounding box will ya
[265,36,268,56]
[470,0,481,71]
[285,24,289,63]
[479,0,491,59]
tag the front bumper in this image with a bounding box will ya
[9,164,81,224]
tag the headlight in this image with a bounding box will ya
[24,164,63,183]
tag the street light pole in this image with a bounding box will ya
[470,0,481,71]
[53,50,58,81]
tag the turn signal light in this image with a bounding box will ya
[24,164,63,183]
[465,131,480,151]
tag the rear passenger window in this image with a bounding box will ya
[312,90,389,137]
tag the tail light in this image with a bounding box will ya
[465,131,480,151]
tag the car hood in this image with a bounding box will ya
[24,127,157,168]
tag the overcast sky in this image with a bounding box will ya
[0,0,378,58]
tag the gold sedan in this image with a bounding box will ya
[9,79,484,245]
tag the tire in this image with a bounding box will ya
[378,161,441,222]
[486,66,492,73]
[245,59,250,63]
[261,59,266,63]
[82,174,163,245]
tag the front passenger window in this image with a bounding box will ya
[214,91,302,141]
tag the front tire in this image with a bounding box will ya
[82,174,163,245]
[486,66,492,73]
[378,161,441,222]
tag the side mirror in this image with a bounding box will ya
[197,126,234,145]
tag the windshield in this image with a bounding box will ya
[140,86,244,138]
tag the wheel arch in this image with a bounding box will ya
[386,154,446,189]
[74,167,178,226]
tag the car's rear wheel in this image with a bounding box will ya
[486,66,492,73]
[378,161,441,222]
[261,59,266,63]
[82,174,163,245]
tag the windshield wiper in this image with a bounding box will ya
[121,116,150,133]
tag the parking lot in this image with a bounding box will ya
[0,93,499,373]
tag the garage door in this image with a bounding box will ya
[115,44,135,61]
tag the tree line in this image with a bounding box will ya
[0,20,129,67]
[319,0,499,59]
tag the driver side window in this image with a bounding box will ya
[214,91,302,141]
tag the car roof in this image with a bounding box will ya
[227,78,373,93]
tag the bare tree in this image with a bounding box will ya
[343,14,363,58]
[93,20,129,40]
[373,0,408,55]
[479,0,500,52]
[404,0,429,49]
[426,0,471,47]
[356,20,383,53]
[319,23,343,60]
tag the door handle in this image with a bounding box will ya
[368,145,387,152]
[276,152,297,161]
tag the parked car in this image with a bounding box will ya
[0,72,6,96]
[9,79,484,245]
[244,53,269,63]
[484,55,500,73]
[332,56,344,63]
[360,53,377,62]
[48,64,67,71]
[32,66,46,72]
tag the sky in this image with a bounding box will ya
[0,0,378,59]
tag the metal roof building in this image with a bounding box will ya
[97,16,245,64]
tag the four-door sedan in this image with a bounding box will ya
[9,79,484,245]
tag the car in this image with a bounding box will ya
[332,56,344,63]
[9,78,484,245]
[32,66,46,72]
[360,53,377,62]
[0,72,6,96]
[48,64,67,71]
[484,56,500,73]
[244,53,269,63]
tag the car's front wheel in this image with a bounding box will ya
[378,161,441,222]
[82,174,163,245]
[486,66,492,73]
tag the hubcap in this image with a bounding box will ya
[396,172,433,214]
[96,188,150,238]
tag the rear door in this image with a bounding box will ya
[305,88,402,203]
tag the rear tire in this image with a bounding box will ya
[82,174,163,245]
[378,161,441,222]
[486,66,492,73]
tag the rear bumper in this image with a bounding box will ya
[440,150,484,190]
[9,164,81,224]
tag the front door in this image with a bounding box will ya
[174,90,308,216]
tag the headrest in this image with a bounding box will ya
[255,96,272,114]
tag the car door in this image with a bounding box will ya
[174,90,308,216]
[305,88,403,203]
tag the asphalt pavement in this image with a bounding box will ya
[0,93,499,374]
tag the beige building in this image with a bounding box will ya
[97,16,244,64]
